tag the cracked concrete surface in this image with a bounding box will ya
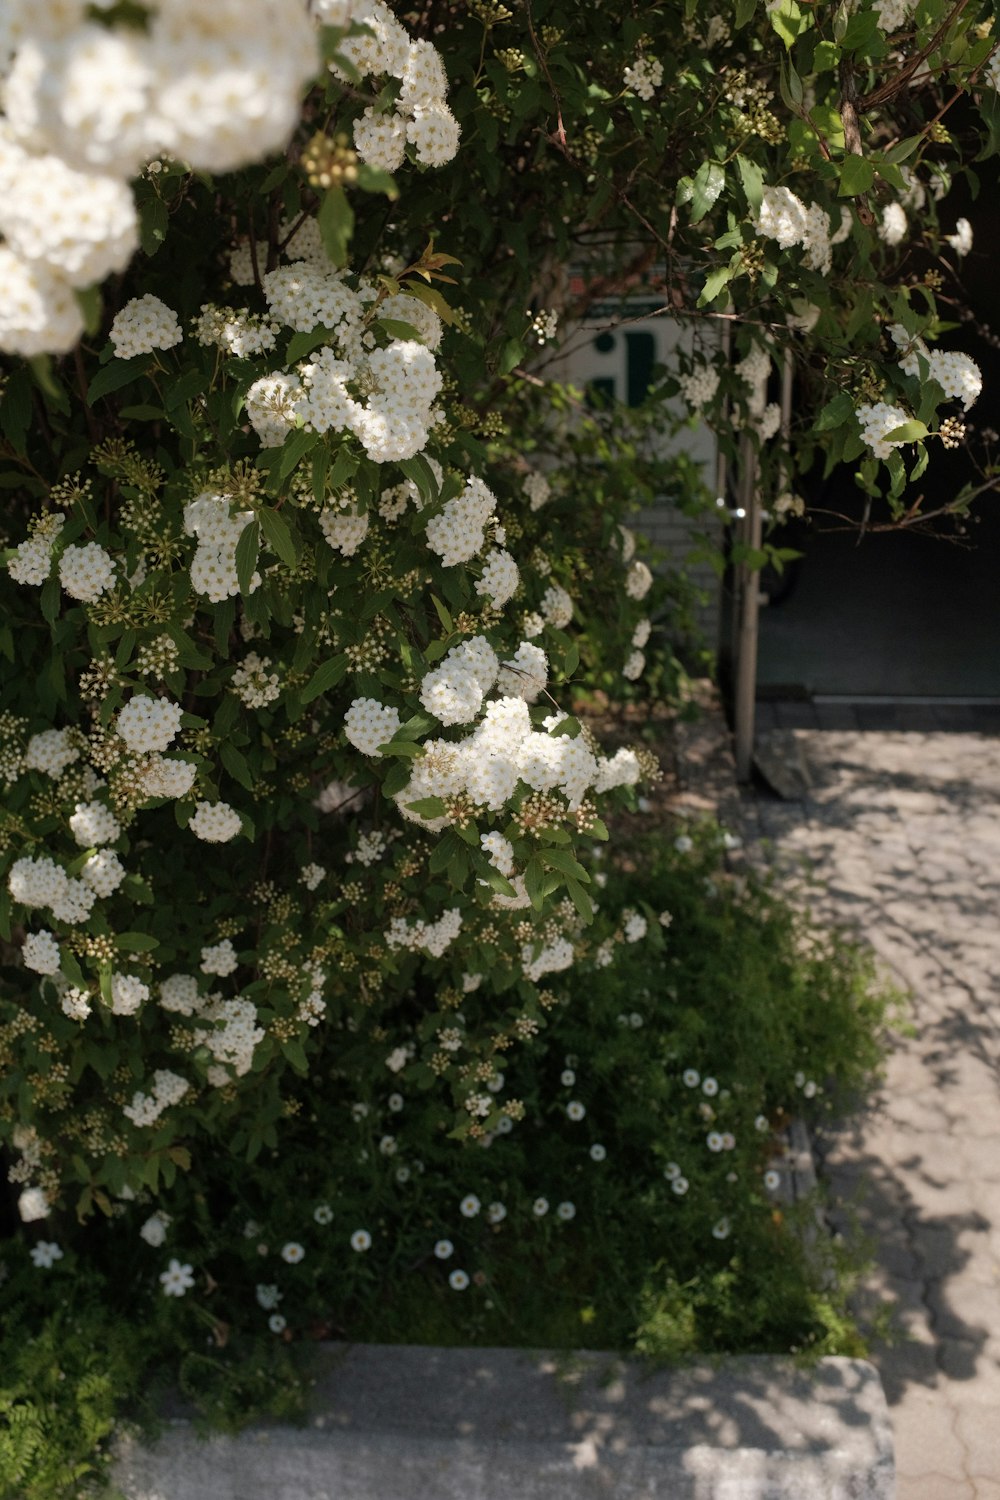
[741,728,1000,1499]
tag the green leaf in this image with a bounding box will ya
[814,391,855,431]
[139,195,169,257]
[838,155,875,197]
[565,878,595,922]
[220,740,254,791]
[286,326,337,364]
[398,454,440,502]
[690,161,725,223]
[87,359,144,405]
[882,419,928,443]
[768,0,805,48]
[356,161,399,199]
[524,856,546,911]
[300,654,348,703]
[377,740,423,758]
[0,367,32,452]
[278,428,316,479]
[885,134,923,165]
[735,0,757,24]
[258,507,298,566]
[405,796,447,818]
[778,56,803,110]
[318,184,355,269]
[736,154,764,215]
[40,575,60,625]
[430,595,453,633]
[235,521,260,596]
[698,264,732,307]
[117,932,159,952]
[541,848,590,882]
[377,318,424,342]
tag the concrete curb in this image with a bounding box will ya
[114,1345,894,1499]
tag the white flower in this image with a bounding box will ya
[160,1258,195,1296]
[712,1217,732,1240]
[702,1077,719,1097]
[556,1201,576,1221]
[532,1197,549,1217]
[560,1069,576,1087]
[589,1144,606,1162]
[189,801,242,843]
[256,1283,282,1310]
[314,1204,334,1225]
[18,1188,49,1223]
[281,1242,305,1264]
[22,929,60,975]
[764,1169,781,1191]
[674,835,694,853]
[110,295,182,358]
[344,697,402,756]
[486,1201,507,1223]
[388,1093,404,1112]
[566,1101,586,1121]
[755,1115,770,1133]
[351,1229,372,1252]
[945,217,973,257]
[707,1132,724,1152]
[29,1241,64,1268]
[269,1314,288,1334]
[459,1194,481,1218]
[671,1176,689,1196]
[683,1069,700,1088]
[139,1212,171,1247]
[664,1162,681,1181]
[448,1268,470,1291]
[58,542,115,602]
[434,1239,454,1259]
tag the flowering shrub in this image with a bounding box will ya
[0,828,897,1498]
[0,0,991,1420]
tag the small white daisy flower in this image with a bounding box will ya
[556,1201,576,1221]
[449,1269,470,1290]
[351,1229,372,1252]
[589,1144,607,1162]
[532,1197,549,1217]
[281,1242,305,1263]
[434,1239,454,1259]
[459,1194,481,1218]
[314,1204,333,1225]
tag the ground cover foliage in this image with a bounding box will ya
[0,0,990,1493]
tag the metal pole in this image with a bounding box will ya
[732,347,795,782]
[733,431,760,782]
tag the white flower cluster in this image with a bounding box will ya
[329,4,460,170]
[22,929,61,974]
[524,472,551,511]
[873,0,915,31]
[117,695,184,755]
[752,185,832,274]
[386,907,463,958]
[319,508,370,556]
[345,698,403,755]
[9,855,95,925]
[159,974,201,1016]
[193,303,278,358]
[111,972,149,1015]
[623,56,664,101]
[184,492,259,603]
[522,936,575,983]
[81,849,125,897]
[141,754,198,800]
[123,1069,190,1128]
[248,332,443,465]
[419,637,499,726]
[195,996,265,1078]
[624,559,653,601]
[480,831,515,877]
[58,541,115,603]
[855,401,911,460]
[678,365,720,408]
[425,476,496,566]
[201,939,239,976]
[24,726,80,779]
[890,325,982,411]
[68,799,120,848]
[878,203,907,247]
[231,653,281,709]
[945,218,973,258]
[110,295,183,359]
[540,583,573,629]
[0,0,318,354]
[189,801,242,843]
[7,510,65,586]
[476,549,519,607]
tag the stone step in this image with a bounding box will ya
[114,1344,893,1499]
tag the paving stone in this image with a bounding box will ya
[744,726,1000,1497]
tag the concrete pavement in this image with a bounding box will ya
[742,725,1000,1499]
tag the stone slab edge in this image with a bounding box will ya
[114,1348,894,1500]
